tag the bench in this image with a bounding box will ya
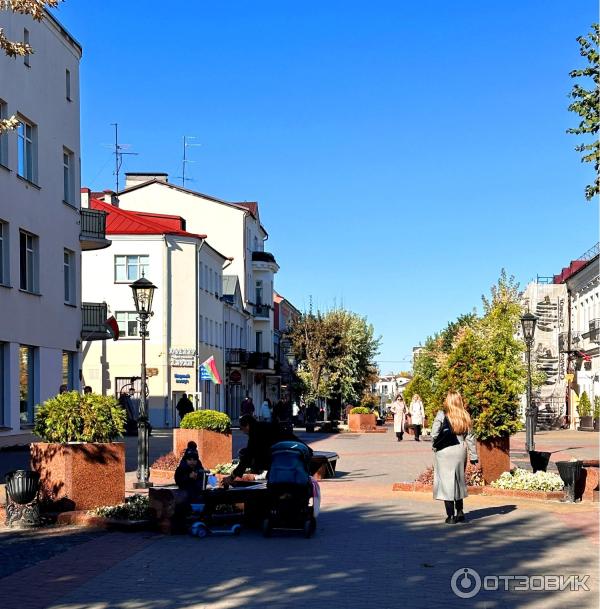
[310,451,339,480]
[305,420,339,433]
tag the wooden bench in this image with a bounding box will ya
[310,451,339,480]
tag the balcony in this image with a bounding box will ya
[571,331,582,346]
[251,250,279,272]
[81,302,112,341]
[247,351,272,370]
[558,332,568,353]
[586,318,600,344]
[80,209,111,251]
[226,348,248,367]
[254,303,271,319]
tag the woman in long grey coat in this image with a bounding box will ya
[431,391,478,524]
[390,395,408,441]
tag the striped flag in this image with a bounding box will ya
[199,356,222,384]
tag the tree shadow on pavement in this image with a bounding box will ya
[32,500,598,609]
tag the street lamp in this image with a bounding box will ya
[521,312,538,453]
[130,276,157,489]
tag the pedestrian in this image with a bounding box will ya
[175,441,207,500]
[390,394,408,441]
[432,391,478,524]
[259,398,272,422]
[410,394,425,441]
[83,386,93,395]
[176,393,194,423]
[292,401,299,426]
[59,384,68,394]
[240,395,255,416]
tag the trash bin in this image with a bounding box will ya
[556,460,583,502]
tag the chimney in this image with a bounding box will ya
[80,187,90,208]
[125,172,168,189]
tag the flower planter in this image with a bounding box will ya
[594,418,600,432]
[579,416,594,432]
[348,413,377,432]
[392,482,563,501]
[173,428,232,470]
[149,468,175,486]
[30,442,125,511]
[477,436,510,484]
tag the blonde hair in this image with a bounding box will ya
[411,394,421,402]
[443,391,471,435]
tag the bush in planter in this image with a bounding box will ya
[360,394,380,411]
[34,391,126,442]
[594,396,600,419]
[150,452,181,471]
[350,406,372,415]
[416,463,484,487]
[577,391,592,418]
[180,410,231,433]
[90,494,150,520]
[491,468,563,492]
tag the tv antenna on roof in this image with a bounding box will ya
[110,123,138,192]
[177,135,201,188]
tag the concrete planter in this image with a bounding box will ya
[477,436,510,484]
[173,428,232,470]
[579,416,594,431]
[348,413,377,432]
[392,482,563,501]
[150,468,175,486]
[30,442,125,511]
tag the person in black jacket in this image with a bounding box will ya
[222,415,310,485]
[176,393,194,423]
[175,442,206,500]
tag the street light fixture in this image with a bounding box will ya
[520,312,538,453]
[130,276,157,489]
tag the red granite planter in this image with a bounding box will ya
[392,482,563,501]
[149,468,175,486]
[477,436,510,483]
[173,428,232,470]
[30,442,125,511]
[348,413,377,432]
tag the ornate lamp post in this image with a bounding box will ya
[130,276,157,489]
[521,312,538,453]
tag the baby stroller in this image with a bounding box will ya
[262,441,317,538]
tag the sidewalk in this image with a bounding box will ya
[0,424,597,609]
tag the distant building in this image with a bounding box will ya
[374,374,411,401]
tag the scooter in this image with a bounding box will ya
[190,521,242,538]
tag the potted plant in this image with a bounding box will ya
[348,406,377,431]
[174,410,232,469]
[577,391,593,431]
[31,391,126,511]
[592,396,600,432]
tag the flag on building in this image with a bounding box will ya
[199,356,222,384]
[104,316,119,341]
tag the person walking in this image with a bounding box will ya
[176,393,194,423]
[432,391,478,524]
[390,395,408,441]
[240,395,255,417]
[410,394,425,441]
[259,398,272,422]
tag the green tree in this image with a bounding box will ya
[577,391,592,417]
[567,23,599,201]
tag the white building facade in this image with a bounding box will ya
[0,11,109,437]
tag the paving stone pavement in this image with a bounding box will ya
[0,425,597,609]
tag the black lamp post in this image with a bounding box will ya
[521,312,538,453]
[130,276,157,489]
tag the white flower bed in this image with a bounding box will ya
[491,468,564,492]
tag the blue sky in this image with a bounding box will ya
[55,0,598,371]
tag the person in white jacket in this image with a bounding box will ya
[410,394,425,441]
[259,399,272,422]
[390,395,408,441]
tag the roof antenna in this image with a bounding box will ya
[177,135,201,188]
[110,123,138,192]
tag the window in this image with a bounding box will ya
[224,322,228,348]
[115,311,146,338]
[255,280,263,305]
[0,342,5,426]
[199,262,203,289]
[216,384,220,410]
[19,230,38,292]
[0,100,7,166]
[114,255,149,282]
[253,235,258,251]
[62,351,76,390]
[199,315,204,343]
[256,331,263,353]
[209,320,213,345]
[63,148,75,204]
[17,118,36,182]
[65,69,71,100]
[204,380,211,409]
[64,248,75,303]
[23,29,30,66]
[19,345,35,425]
[0,220,8,285]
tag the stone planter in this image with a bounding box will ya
[579,416,594,432]
[30,442,125,511]
[348,413,377,432]
[173,428,232,470]
[594,418,600,432]
[477,436,510,484]
[150,468,175,486]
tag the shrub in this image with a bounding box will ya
[594,396,600,419]
[34,391,125,443]
[350,406,372,415]
[490,468,563,492]
[416,466,434,485]
[415,463,484,487]
[180,409,231,433]
[90,494,149,520]
[150,452,181,471]
[213,462,236,474]
[360,394,380,411]
[577,391,592,417]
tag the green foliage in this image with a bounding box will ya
[90,494,150,520]
[491,469,564,492]
[577,391,592,417]
[213,462,236,474]
[34,391,125,443]
[567,23,599,201]
[350,406,372,414]
[180,409,231,433]
[593,396,600,419]
[360,393,380,411]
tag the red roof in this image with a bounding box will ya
[553,260,589,284]
[89,199,207,239]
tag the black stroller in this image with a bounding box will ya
[262,441,317,538]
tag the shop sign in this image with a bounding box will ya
[169,347,196,367]
[230,370,242,383]
[175,373,191,385]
